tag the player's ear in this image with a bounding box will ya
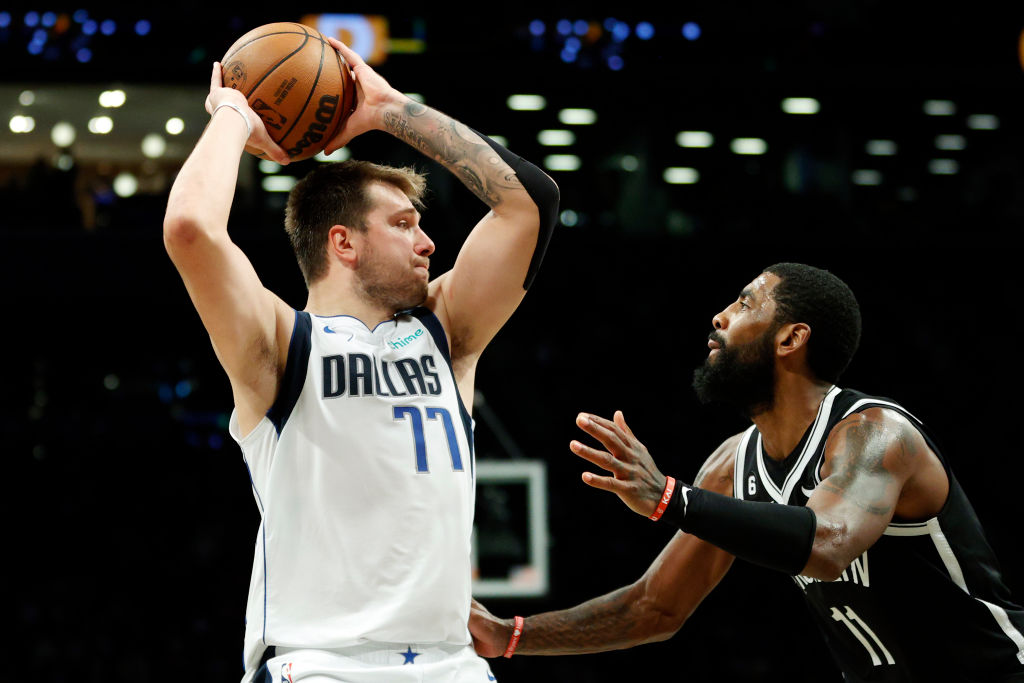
[328,224,359,266]
[776,322,811,357]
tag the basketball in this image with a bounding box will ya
[220,22,356,161]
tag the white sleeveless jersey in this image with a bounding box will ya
[229,307,476,678]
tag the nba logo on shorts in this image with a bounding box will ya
[280,662,294,683]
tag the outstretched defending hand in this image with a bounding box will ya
[322,37,405,154]
[571,411,670,518]
[469,598,512,658]
[204,62,290,165]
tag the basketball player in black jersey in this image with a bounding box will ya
[470,263,1024,682]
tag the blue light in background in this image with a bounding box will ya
[608,55,624,70]
[76,47,91,62]
[100,19,116,35]
[32,28,47,42]
[556,19,572,36]
[42,11,56,27]
[24,11,39,27]
[565,36,581,52]
[560,48,577,63]
[73,9,88,23]
[529,20,544,37]
[573,19,588,36]
[682,21,701,41]
[603,17,618,31]
[28,40,43,54]
[636,21,654,40]
[175,380,193,399]
[0,12,10,28]
[158,384,173,404]
[83,20,97,35]
[611,21,630,42]
[135,19,151,36]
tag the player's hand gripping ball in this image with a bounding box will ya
[221,22,356,161]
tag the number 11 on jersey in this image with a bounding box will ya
[831,605,895,667]
[394,405,465,473]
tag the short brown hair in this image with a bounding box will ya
[284,160,427,285]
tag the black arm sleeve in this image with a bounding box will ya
[660,484,817,576]
[469,127,560,290]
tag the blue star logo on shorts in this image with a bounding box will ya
[400,646,420,664]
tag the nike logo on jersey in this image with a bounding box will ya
[487,674,497,681]
[324,325,336,334]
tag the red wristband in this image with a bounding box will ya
[649,476,676,521]
[502,615,524,658]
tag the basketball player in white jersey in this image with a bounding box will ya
[471,263,1024,681]
[163,38,558,683]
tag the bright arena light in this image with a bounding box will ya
[543,154,581,171]
[486,135,508,147]
[935,135,966,151]
[141,133,167,158]
[258,160,281,174]
[928,159,958,175]
[507,94,546,111]
[866,140,897,156]
[558,108,597,125]
[923,100,955,116]
[663,167,700,184]
[537,130,575,146]
[676,131,714,148]
[165,117,185,135]
[19,90,35,106]
[51,122,76,147]
[781,97,820,114]
[262,176,298,192]
[9,115,35,133]
[851,170,882,186]
[88,116,113,134]
[113,172,138,197]
[966,114,999,130]
[99,89,126,108]
[730,138,767,155]
[315,147,352,162]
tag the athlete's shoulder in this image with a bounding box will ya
[695,431,746,495]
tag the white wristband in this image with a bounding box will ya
[212,102,252,139]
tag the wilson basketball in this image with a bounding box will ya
[221,22,356,161]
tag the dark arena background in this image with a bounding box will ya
[4,3,1024,681]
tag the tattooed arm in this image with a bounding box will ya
[469,435,738,657]
[803,407,948,580]
[324,38,552,373]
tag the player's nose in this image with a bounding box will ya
[415,226,435,256]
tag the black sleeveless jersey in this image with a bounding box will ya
[732,386,1024,682]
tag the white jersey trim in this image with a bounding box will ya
[733,426,757,500]
[841,398,922,425]
[754,385,840,504]
[883,517,1024,662]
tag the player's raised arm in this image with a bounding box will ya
[163,63,294,432]
[470,436,738,657]
[324,38,559,362]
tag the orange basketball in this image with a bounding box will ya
[221,22,356,161]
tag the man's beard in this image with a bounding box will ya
[355,245,428,313]
[692,326,778,417]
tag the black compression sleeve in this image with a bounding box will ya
[660,484,817,575]
[468,127,559,289]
